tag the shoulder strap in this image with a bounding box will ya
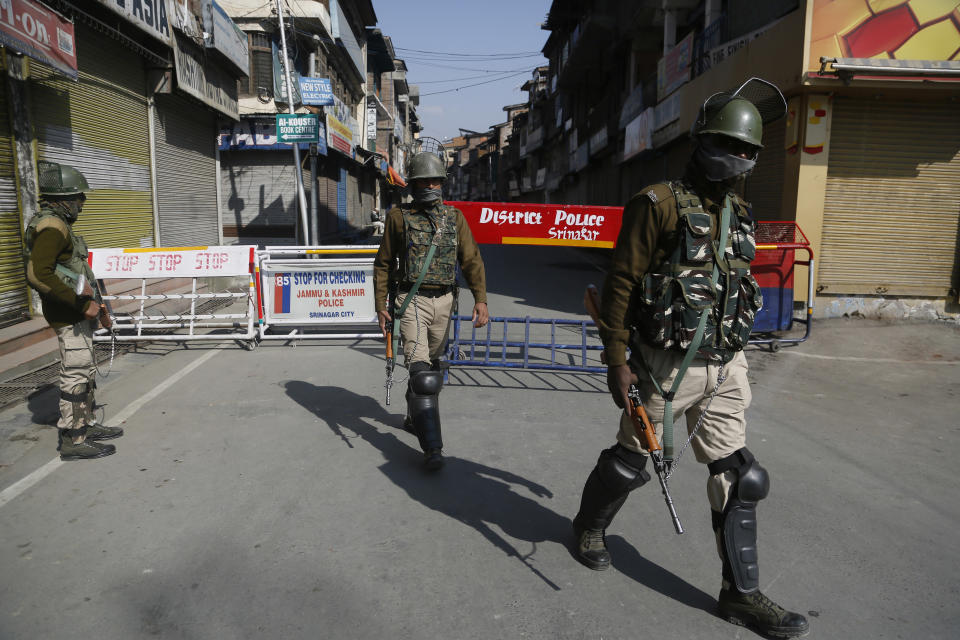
[647,195,733,461]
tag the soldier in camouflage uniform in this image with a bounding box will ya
[572,79,808,638]
[24,162,123,461]
[373,150,488,471]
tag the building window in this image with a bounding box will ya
[244,32,274,98]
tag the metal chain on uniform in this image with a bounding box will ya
[664,361,726,480]
[81,322,117,379]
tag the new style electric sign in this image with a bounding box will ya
[448,201,623,248]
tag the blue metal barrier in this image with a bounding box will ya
[445,315,605,374]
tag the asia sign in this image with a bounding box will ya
[0,0,78,79]
[94,0,171,46]
[262,262,376,325]
[448,201,623,249]
[276,114,320,143]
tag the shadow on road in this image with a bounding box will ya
[606,535,718,615]
[284,381,568,590]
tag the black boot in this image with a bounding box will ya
[572,522,611,570]
[718,588,809,638]
[571,445,651,570]
[58,428,116,461]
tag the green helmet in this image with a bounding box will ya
[407,152,446,181]
[38,161,91,196]
[694,96,764,148]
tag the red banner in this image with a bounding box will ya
[448,201,623,249]
[0,0,78,80]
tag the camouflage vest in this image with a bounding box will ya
[401,204,459,286]
[633,181,762,360]
[23,207,94,292]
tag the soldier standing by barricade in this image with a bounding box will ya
[373,142,488,471]
[24,161,122,460]
[571,79,809,638]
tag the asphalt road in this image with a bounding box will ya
[1,244,958,639]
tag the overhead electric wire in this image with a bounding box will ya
[394,46,542,58]
[415,68,531,84]
[419,71,529,97]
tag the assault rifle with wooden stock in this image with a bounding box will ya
[584,284,684,535]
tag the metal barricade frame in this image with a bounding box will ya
[90,246,258,345]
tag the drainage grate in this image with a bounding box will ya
[0,297,238,410]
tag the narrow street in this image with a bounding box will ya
[2,244,958,639]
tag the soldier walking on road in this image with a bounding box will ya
[571,79,809,638]
[24,162,122,461]
[373,141,489,471]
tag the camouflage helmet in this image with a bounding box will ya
[38,161,91,196]
[691,78,787,149]
[406,151,446,181]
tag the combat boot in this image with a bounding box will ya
[572,523,610,570]
[424,448,444,471]
[84,422,124,440]
[58,429,116,461]
[718,587,809,638]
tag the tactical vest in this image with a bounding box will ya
[633,181,762,360]
[401,204,459,286]
[23,207,94,292]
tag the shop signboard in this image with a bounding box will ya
[276,113,319,143]
[218,118,326,153]
[0,0,78,79]
[299,76,334,105]
[94,0,172,46]
[203,0,249,76]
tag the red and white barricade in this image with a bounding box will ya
[88,245,258,344]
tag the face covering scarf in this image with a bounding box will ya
[694,138,757,182]
[412,187,443,205]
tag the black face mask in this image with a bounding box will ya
[412,186,442,205]
[46,196,84,223]
[694,137,758,182]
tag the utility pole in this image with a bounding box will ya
[275,0,311,244]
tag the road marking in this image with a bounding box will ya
[0,348,222,509]
[778,350,959,365]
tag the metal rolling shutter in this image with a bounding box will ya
[820,97,960,296]
[153,92,218,247]
[219,150,298,239]
[0,73,27,325]
[29,24,154,249]
[745,116,786,219]
[347,169,360,231]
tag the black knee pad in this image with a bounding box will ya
[596,444,651,494]
[410,370,443,395]
[709,448,769,593]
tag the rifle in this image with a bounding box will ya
[385,323,395,405]
[584,284,684,535]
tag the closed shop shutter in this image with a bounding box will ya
[153,92,218,246]
[347,169,360,231]
[29,23,154,249]
[317,160,338,238]
[0,71,27,325]
[745,116,786,219]
[820,97,960,296]
[219,150,298,243]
